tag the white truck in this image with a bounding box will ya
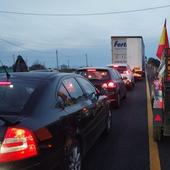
[111,36,145,79]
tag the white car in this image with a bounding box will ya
[107,63,135,89]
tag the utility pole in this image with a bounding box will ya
[85,53,88,67]
[67,58,70,68]
[56,50,59,69]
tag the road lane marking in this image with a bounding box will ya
[146,78,161,170]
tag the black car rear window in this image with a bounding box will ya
[77,69,110,80]
[0,80,38,114]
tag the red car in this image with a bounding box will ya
[75,67,127,108]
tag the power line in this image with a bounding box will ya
[0,38,21,48]
[0,4,170,17]
[0,38,43,53]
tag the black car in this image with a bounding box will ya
[0,72,112,170]
[75,67,126,108]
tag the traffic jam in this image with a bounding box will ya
[0,25,170,170]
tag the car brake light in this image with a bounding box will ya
[0,81,11,86]
[113,65,118,68]
[123,70,130,74]
[0,127,38,163]
[102,81,116,89]
[108,82,116,88]
[102,83,107,88]
[87,69,96,72]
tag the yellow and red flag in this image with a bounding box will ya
[156,19,169,59]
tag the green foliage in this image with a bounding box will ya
[29,62,46,70]
[147,58,160,68]
[0,66,13,73]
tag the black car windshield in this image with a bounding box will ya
[77,69,110,80]
[0,80,37,114]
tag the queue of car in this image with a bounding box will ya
[0,63,142,170]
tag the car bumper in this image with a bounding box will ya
[134,75,142,80]
[106,90,117,103]
[0,154,63,170]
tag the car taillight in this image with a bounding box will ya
[102,83,108,88]
[102,81,116,89]
[0,81,11,86]
[123,70,130,74]
[0,127,38,163]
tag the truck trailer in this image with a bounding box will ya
[111,36,145,79]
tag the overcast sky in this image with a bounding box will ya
[0,0,170,68]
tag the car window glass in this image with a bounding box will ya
[76,70,110,80]
[63,78,84,102]
[76,77,96,95]
[57,84,74,106]
[115,66,127,73]
[111,70,118,80]
[115,70,122,79]
[0,81,37,114]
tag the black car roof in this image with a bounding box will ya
[76,67,112,71]
[0,72,75,81]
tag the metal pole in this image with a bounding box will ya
[67,58,70,68]
[85,53,88,67]
[56,50,59,69]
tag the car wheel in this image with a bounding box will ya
[66,142,82,170]
[105,108,112,134]
[115,93,120,108]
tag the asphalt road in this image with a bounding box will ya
[83,80,150,170]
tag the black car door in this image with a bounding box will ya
[76,76,107,151]
[57,77,98,154]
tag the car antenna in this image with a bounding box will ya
[0,60,11,80]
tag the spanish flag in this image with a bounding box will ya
[156,19,169,59]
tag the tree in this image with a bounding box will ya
[147,58,160,68]
[29,61,46,70]
[13,55,28,72]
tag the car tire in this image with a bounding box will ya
[65,142,82,170]
[115,93,120,108]
[105,108,112,134]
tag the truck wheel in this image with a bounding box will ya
[153,126,162,141]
